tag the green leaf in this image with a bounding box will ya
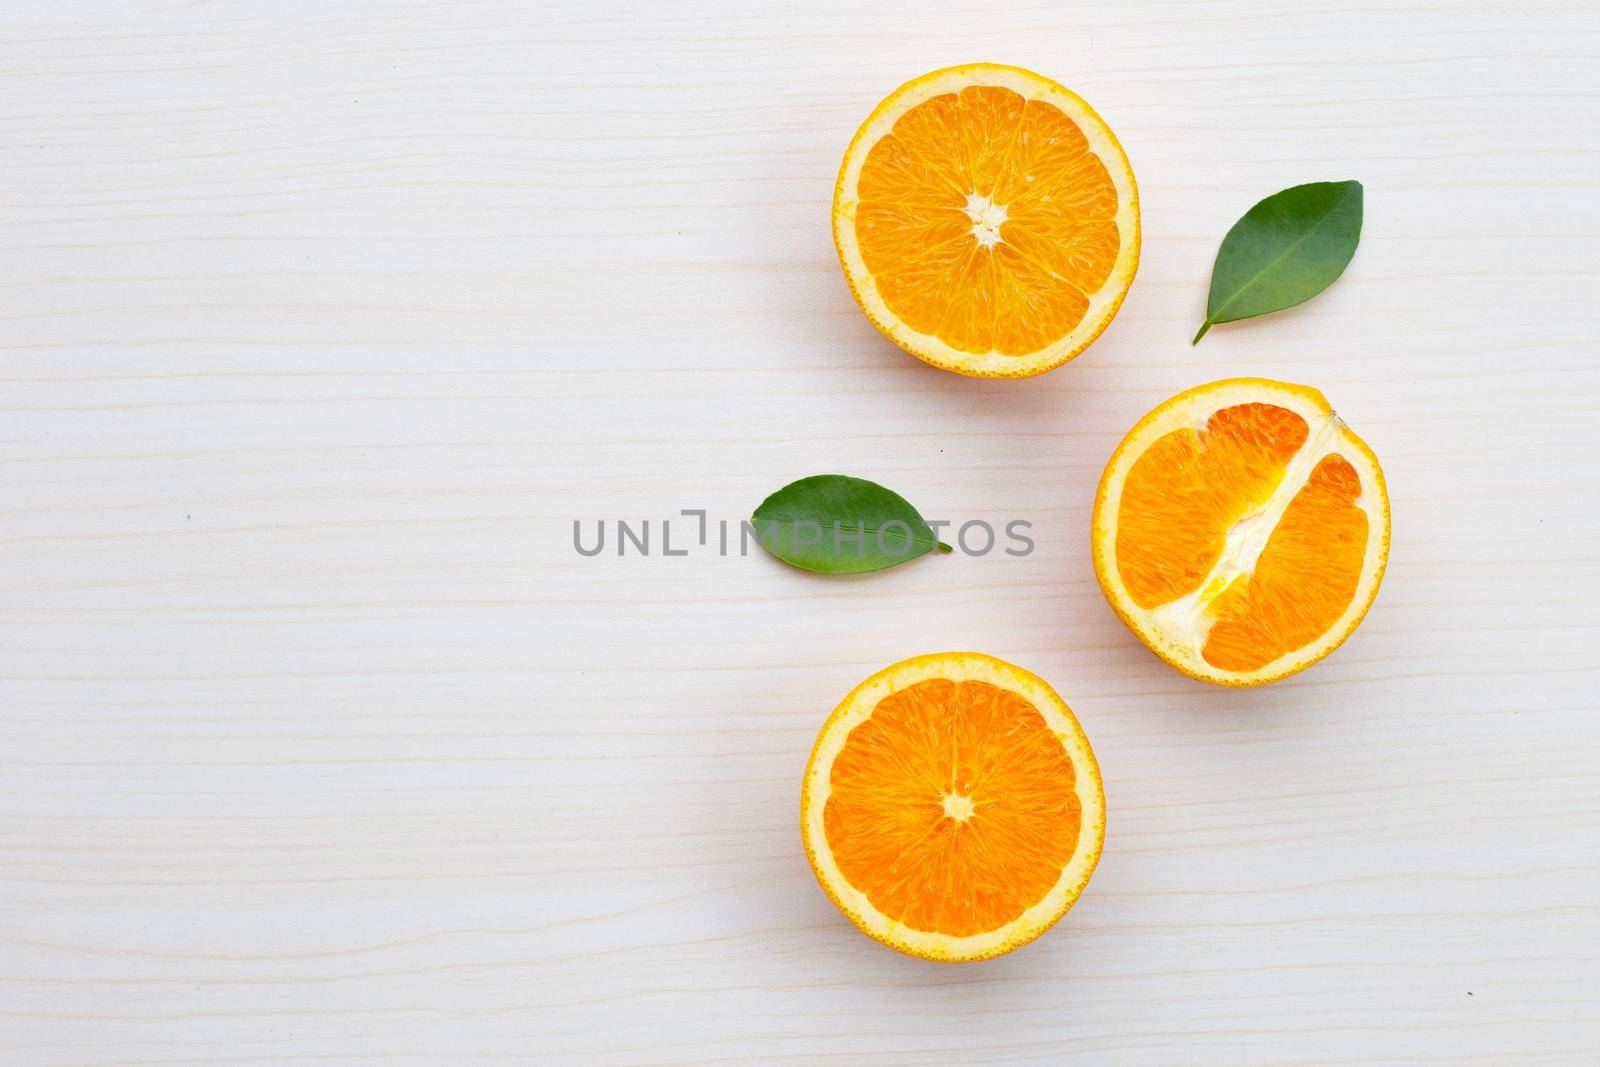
[1194,180,1363,343]
[750,474,949,575]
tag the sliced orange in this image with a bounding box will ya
[833,63,1139,378]
[1092,379,1391,686]
[802,652,1105,962]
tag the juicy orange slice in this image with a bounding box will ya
[1092,379,1391,686]
[833,63,1139,377]
[802,652,1105,962]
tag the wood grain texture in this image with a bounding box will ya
[2,1,1598,1063]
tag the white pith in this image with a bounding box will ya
[962,191,1008,248]
[802,653,1106,962]
[1094,380,1390,685]
[941,791,976,821]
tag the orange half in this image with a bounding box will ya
[833,64,1139,377]
[802,653,1105,962]
[1092,379,1391,686]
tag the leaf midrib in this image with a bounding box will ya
[759,515,940,552]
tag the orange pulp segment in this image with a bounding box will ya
[1202,455,1369,672]
[824,678,1081,938]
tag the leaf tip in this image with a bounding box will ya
[937,541,953,554]
[1192,320,1212,345]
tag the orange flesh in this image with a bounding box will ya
[1113,401,1370,672]
[854,85,1120,356]
[1202,455,1368,671]
[1115,403,1309,609]
[822,678,1080,938]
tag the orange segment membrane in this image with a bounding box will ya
[823,678,1080,938]
[854,86,1120,357]
[1115,403,1310,609]
[1201,455,1369,672]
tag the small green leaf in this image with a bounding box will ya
[1194,180,1363,343]
[751,474,945,574]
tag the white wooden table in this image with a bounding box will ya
[4,3,1598,1063]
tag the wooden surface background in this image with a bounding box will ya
[3,2,1598,1064]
